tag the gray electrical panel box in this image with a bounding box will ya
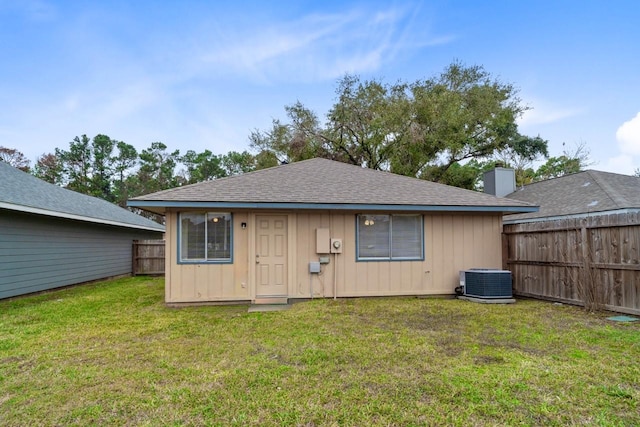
[309,262,321,273]
[316,228,330,254]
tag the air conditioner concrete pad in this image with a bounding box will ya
[458,296,516,304]
[606,315,638,322]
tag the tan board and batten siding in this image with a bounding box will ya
[164,209,502,303]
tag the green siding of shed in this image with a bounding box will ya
[0,210,162,299]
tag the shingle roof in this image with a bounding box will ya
[129,158,535,214]
[505,169,640,222]
[0,162,164,232]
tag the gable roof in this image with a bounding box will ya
[0,162,164,232]
[129,158,536,214]
[504,169,640,223]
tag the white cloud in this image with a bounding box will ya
[518,103,584,127]
[598,154,637,175]
[616,112,640,155]
[597,112,640,175]
[195,5,452,83]
[0,0,57,21]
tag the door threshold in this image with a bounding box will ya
[253,297,288,305]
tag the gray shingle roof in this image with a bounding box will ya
[130,158,535,213]
[0,162,164,232]
[505,169,640,222]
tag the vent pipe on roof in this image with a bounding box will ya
[483,168,516,197]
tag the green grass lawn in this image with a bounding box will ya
[1,277,638,426]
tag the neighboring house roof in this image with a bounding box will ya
[0,162,164,232]
[504,169,640,223]
[129,158,536,214]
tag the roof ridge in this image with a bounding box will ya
[514,169,590,191]
[133,157,517,202]
[299,158,510,199]
[588,170,629,208]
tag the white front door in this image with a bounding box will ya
[255,215,288,297]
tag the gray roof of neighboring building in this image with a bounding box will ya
[129,158,536,214]
[0,162,164,232]
[505,169,640,223]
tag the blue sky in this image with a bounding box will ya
[1,0,639,174]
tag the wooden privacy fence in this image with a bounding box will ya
[132,240,165,275]
[503,212,640,315]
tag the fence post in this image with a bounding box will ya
[580,226,591,270]
[132,240,138,276]
[502,232,508,271]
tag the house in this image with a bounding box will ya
[489,169,640,314]
[0,162,164,299]
[128,158,536,305]
[501,169,640,224]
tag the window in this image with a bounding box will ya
[357,214,423,261]
[179,212,232,263]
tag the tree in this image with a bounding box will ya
[249,110,326,165]
[221,151,256,176]
[112,141,138,207]
[133,142,180,195]
[250,76,412,169]
[535,156,581,181]
[40,134,143,205]
[56,135,92,193]
[254,150,280,170]
[91,134,116,201]
[535,141,592,181]
[326,75,411,169]
[422,161,485,190]
[249,61,543,189]
[0,146,30,172]
[493,134,549,186]
[53,134,125,200]
[397,62,529,181]
[179,150,226,184]
[634,168,640,177]
[33,153,64,184]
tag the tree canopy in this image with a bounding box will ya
[0,146,31,172]
[249,62,550,188]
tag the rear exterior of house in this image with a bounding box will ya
[129,159,535,304]
[161,209,503,303]
[0,162,164,299]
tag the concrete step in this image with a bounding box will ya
[253,297,288,305]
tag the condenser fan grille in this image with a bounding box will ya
[461,270,512,298]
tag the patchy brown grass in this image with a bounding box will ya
[0,277,638,426]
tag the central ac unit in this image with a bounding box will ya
[458,269,512,299]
